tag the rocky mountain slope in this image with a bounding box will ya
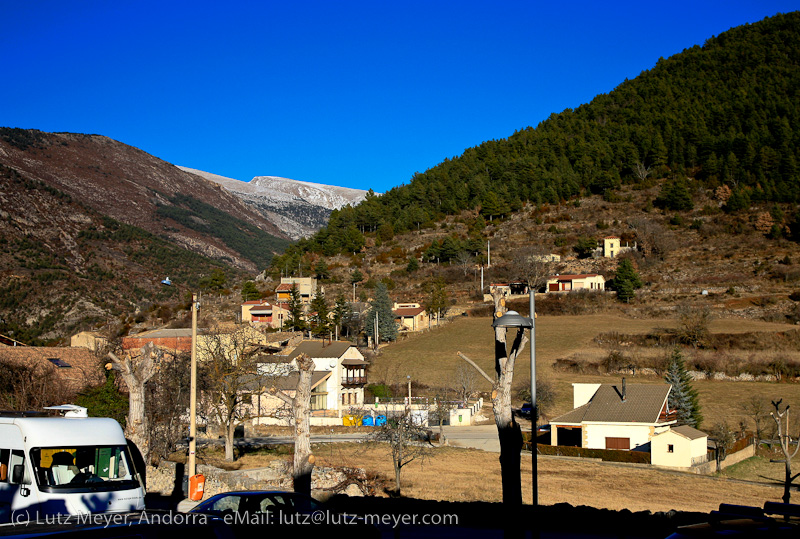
[0,128,292,344]
[0,129,290,271]
[180,167,370,240]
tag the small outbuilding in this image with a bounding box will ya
[650,425,709,468]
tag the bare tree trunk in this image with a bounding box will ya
[457,291,526,507]
[271,353,315,496]
[771,400,800,504]
[493,293,525,508]
[108,342,161,464]
[225,418,236,461]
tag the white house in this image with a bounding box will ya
[252,340,367,425]
[651,425,709,468]
[546,274,606,293]
[550,381,675,450]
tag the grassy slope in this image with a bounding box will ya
[373,314,800,427]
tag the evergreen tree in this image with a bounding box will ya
[611,259,643,302]
[423,277,449,326]
[664,348,703,428]
[655,179,694,211]
[350,269,364,284]
[365,283,398,343]
[573,236,598,258]
[332,294,351,339]
[241,281,259,302]
[309,289,330,336]
[406,257,419,273]
[314,259,330,280]
[285,284,306,332]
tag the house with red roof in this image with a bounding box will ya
[392,302,430,332]
[240,300,290,328]
[546,273,605,293]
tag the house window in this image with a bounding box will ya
[605,437,630,450]
[667,444,674,453]
[47,358,71,368]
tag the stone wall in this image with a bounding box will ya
[146,460,366,499]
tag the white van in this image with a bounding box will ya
[0,405,145,523]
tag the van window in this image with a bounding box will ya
[0,448,9,482]
[30,446,139,492]
[9,450,30,485]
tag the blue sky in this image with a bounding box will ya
[2,1,798,193]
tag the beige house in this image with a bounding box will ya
[604,237,621,258]
[603,236,636,258]
[550,381,675,450]
[392,303,430,332]
[275,277,318,305]
[240,300,290,328]
[546,273,605,293]
[651,425,709,468]
[70,331,108,352]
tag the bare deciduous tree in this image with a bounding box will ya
[634,161,652,183]
[771,399,800,503]
[741,395,770,442]
[0,360,76,410]
[458,289,528,506]
[146,351,191,462]
[676,304,712,348]
[510,245,556,293]
[269,353,316,496]
[451,362,479,404]
[455,251,475,277]
[373,407,434,495]
[107,341,163,463]
[629,218,676,263]
[197,327,261,461]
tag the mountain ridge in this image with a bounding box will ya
[179,166,370,240]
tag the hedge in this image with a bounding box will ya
[536,443,651,464]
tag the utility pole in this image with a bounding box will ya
[189,293,198,479]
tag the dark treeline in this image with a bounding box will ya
[275,12,800,269]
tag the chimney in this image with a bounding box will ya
[622,377,627,402]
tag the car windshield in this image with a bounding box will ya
[30,445,139,491]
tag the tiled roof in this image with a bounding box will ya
[126,328,194,339]
[394,307,426,317]
[286,341,354,360]
[549,274,602,280]
[552,383,671,425]
[276,284,293,291]
[0,347,105,391]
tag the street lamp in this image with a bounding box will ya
[491,289,537,507]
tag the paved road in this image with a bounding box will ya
[189,425,524,454]
[441,425,501,452]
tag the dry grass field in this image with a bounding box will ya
[375,314,800,427]
[193,442,784,513]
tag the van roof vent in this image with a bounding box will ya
[44,405,88,418]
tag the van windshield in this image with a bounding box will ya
[30,446,139,492]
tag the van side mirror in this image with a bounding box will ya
[12,465,29,485]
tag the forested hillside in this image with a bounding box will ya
[274,12,800,268]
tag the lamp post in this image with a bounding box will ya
[491,288,536,507]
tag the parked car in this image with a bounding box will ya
[520,402,532,418]
[188,490,379,537]
[189,490,323,519]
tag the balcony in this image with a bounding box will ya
[341,376,367,386]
